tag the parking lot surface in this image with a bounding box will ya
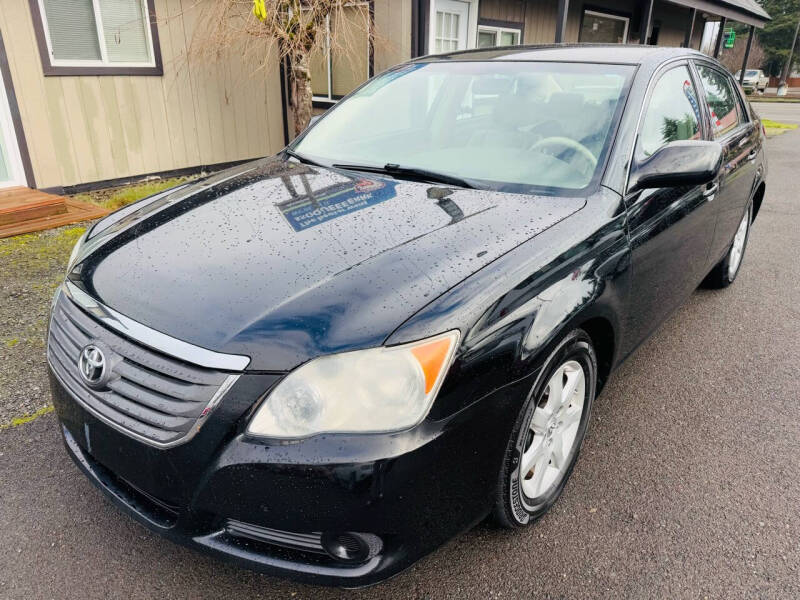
[1,117,799,599]
[752,100,800,123]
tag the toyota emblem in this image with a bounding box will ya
[78,344,109,388]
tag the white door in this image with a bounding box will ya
[0,66,25,189]
[431,0,470,54]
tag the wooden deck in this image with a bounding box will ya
[0,187,109,239]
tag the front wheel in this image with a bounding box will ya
[704,204,752,289]
[493,329,597,528]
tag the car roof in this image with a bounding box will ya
[413,44,707,67]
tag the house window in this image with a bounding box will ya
[311,3,372,105]
[429,0,478,54]
[579,9,629,44]
[477,25,522,48]
[34,0,161,75]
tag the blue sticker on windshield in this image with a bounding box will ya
[278,178,398,232]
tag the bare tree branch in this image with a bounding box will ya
[187,0,372,137]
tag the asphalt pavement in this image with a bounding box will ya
[1,113,799,599]
[752,101,800,123]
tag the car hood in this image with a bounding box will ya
[73,158,585,370]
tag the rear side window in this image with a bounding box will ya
[637,65,702,158]
[697,65,743,138]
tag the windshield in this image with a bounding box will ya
[293,61,634,193]
[746,70,759,76]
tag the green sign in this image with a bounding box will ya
[724,28,735,49]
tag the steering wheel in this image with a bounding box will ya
[528,136,598,173]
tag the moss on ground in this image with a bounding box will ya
[73,177,191,210]
[0,405,54,430]
[0,225,86,281]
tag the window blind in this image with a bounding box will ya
[43,0,102,61]
[98,0,151,63]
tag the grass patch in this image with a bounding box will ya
[73,177,190,211]
[750,96,800,103]
[0,225,86,263]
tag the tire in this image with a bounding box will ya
[703,203,752,289]
[493,329,597,528]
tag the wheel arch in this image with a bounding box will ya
[751,181,766,223]
[574,316,616,392]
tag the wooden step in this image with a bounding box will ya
[0,198,110,239]
[0,191,67,226]
[0,187,110,238]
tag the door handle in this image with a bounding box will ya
[702,183,718,200]
[747,150,758,161]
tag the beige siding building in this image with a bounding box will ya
[0,0,285,191]
[0,0,769,193]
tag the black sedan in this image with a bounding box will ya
[47,45,766,587]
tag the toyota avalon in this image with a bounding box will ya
[48,45,767,587]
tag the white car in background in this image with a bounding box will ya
[735,69,769,93]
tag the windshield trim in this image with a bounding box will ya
[289,60,638,198]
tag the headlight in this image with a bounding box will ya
[247,331,459,438]
[66,230,88,273]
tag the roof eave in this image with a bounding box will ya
[664,0,770,28]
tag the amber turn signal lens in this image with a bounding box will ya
[411,338,454,394]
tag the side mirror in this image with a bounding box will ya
[628,140,723,193]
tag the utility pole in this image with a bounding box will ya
[777,15,800,96]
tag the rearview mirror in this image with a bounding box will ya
[628,141,723,193]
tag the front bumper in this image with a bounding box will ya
[50,367,529,587]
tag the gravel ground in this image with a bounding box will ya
[0,126,798,599]
[0,224,88,426]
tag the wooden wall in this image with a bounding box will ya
[374,0,413,74]
[0,0,285,189]
[311,0,412,118]
[652,2,693,47]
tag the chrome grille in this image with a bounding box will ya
[47,289,239,448]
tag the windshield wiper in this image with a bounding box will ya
[332,162,475,189]
[284,148,322,166]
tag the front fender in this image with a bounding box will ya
[388,187,631,421]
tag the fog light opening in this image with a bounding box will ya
[320,532,382,564]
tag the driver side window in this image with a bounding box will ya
[637,65,702,158]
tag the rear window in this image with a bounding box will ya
[697,65,743,139]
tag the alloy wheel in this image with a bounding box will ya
[519,360,586,500]
[728,208,750,280]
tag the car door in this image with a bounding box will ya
[694,62,759,265]
[622,62,718,350]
